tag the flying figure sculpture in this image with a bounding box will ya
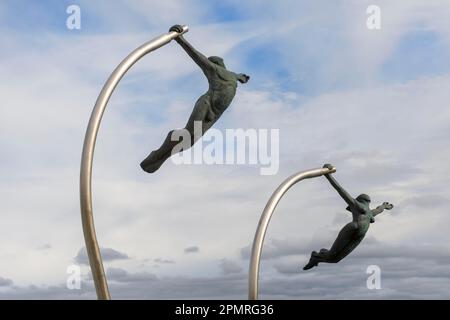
[140,24,250,173]
[303,164,394,270]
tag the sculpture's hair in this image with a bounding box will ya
[356,194,371,203]
[346,194,371,211]
[208,56,226,68]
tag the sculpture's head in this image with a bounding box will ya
[356,193,371,204]
[208,56,226,68]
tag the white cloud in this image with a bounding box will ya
[184,246,200,254]
[74,247,130,265]
[1,1,450,299]
[219,259,243,275]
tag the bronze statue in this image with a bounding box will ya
[303,164,394,270]
[140,25,250,173]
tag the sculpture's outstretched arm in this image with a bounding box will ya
[372,202,394,216]
[174,34,214,73]
[233,72,250,83]
[323,164,355,207]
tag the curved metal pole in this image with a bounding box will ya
[248,166,337,300]
[80,25,189,300]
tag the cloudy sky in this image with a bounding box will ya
[1,0,450,299]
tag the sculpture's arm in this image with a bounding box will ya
[233,72,250,84]
[323,164,355,207]
[325,174,355,207]
[175,35,214,73]
[372,202,394,216]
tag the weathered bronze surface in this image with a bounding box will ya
[303,164,394,270]
[140,24,249,173]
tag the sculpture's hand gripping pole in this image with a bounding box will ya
[80,25,188,300]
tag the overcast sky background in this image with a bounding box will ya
[1,0,450,299]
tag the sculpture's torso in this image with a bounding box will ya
[207,66,237,115]
[353,202,373,237]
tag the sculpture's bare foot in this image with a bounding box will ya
[303,259,318,270]
[303,251,319,270]
[140,151,166,173]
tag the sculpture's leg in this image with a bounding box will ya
[304,222,364,270]
[140,129,186,173]
[140,94,213,173]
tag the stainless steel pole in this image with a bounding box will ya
[248,166,337,300]
[80,25,189,300]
